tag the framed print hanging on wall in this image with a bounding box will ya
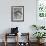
[11,6,24,22]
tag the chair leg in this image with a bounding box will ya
[4,33,7,46]
[5,41,6,46]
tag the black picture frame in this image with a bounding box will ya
[11,6,24,22]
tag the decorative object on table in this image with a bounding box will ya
[11,6,24,22]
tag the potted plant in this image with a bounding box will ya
[33,32,46,43]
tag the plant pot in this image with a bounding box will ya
[40,38,45,43]
[37,39,40,43]
[37,39,45,44]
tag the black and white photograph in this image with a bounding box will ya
[11,6,24,22]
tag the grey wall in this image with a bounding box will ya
[0,0,37,42]
[0,0,36,33]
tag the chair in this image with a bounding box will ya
[18,33,30,46]
[4,33,18,46]
[4,27,19,46]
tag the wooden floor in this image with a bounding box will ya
[0,42,46,46]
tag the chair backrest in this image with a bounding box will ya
[18,33,29,42]
[11,27,18,34]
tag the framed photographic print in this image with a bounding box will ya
[11,6,24,22]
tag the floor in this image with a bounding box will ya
[0,42,46,46]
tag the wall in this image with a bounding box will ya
[0,0,36,42]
